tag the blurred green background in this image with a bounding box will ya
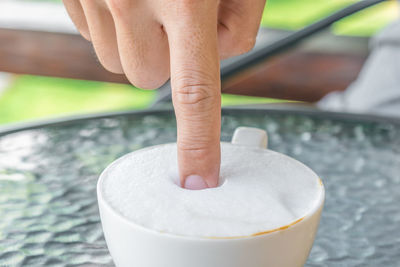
[0,0,398,125]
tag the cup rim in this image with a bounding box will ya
[97,142,325,241]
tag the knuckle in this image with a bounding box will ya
[176,0,202,11]
[127,78,157,90]
[221,31,256,57]
[178,143,212,157]
[101,62,123,74]
[169,0,216,17]
[96,55,122,74]
[106,0,130,15]
[124,62,169,89]
[92,47,123,74]
[79,30,91,41]
[149,75,170,90]
[224,27,257,56]
[126,73,167,90]
[174,76,218,108]
[234,35,256,55]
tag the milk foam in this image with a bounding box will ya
[101,143,322,238]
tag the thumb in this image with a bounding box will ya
[164,1,221,189]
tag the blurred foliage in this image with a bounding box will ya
[0,76,154,124]
[0,76,283,125]
[333,1,399,36]
[262,0,399,36]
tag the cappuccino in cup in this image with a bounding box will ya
[98,127,324,267]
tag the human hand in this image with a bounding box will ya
[63,0,266,189]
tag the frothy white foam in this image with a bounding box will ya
[101,143,322,238]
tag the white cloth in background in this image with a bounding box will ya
[318,20,400,118]
[0,72,11,97]
[0,0,76,33]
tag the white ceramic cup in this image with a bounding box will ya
[97,127,325,267]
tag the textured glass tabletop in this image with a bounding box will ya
[0,108,399,266]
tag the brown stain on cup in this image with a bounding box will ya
[251,217,304,237]
[207,217,305,240]
[207,178,324,240]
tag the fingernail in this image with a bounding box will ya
[184,175,208,190]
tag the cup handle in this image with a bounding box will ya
[231,127,268,149]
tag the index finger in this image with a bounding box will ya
[162,0,221,189]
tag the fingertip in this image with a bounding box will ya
[184,175,208,190]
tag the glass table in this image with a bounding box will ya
[0,107,399,266]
